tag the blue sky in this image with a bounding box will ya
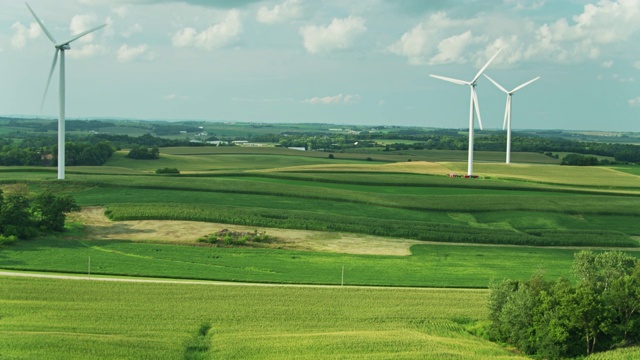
[1,0,639,132]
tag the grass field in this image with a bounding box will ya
[0,275,526,360]
[2,145,640,358]
[3,236,637,287]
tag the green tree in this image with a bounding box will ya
[33,191,80,232]
[0,194,36,238]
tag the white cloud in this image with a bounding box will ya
[524,0,640,62]
[634,61,640,69]
[117,44,155,62]
[388,23,429,65]
[302,94,361,105]
[122,23,143,38]
[628,96,640,107]
[70,14,101,43]
[67,44,108,58]
[429,31,478,65]
[299,16,367,54]
[172,10,241,50]
[601,60,614,68]
[257,0,302,24]
[388,12,478,65]
[10,21,40,49]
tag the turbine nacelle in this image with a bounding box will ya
[57,44,71,50]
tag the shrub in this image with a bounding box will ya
[155,168,180,174]
[0,234,17,246]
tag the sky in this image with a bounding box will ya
[1,0,639,132]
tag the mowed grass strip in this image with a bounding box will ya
[0,276,527,360]
[1,237,629,287]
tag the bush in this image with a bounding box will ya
[0,234,17,246]
[155,167,180,174]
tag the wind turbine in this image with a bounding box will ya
[26,3,106,180]
[430,48,502,176]
[483,74,540,164]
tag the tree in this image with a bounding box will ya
[488,251,640,358]
[33,191,80,232]
[0,194,36,238]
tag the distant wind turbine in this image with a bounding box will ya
[26,2,107,180]
[483,74,540,164]
[430,48,502,176]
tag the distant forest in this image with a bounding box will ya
[0,119,639,166]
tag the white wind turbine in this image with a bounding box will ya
[483,74,540,164]
[430,48,502,176]
[26,2,107,180]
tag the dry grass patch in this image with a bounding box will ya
[69,207,421,256]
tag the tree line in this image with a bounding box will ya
[489,250,640,358]
[251,131,640,164]
[0,189,79,245]
[0,140,114,167]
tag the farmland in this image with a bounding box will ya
[1,128,640,359]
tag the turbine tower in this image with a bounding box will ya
[483,74,540,164]
[430,48,502,176]
[26,3,106,180]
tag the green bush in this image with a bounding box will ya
[0,234,17,246]
[155,167,180,174]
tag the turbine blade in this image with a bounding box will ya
[472,88,483,130]
[25,2,57,44]
[484,74,508,93]
[472,48,502,83]
[511,76,541,93]
[58,23,107,47]
[41,49,59,111]
[429,74,468,86]
[502,96,509,130]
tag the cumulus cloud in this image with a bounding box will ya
[67,44,108,58]
[388,23,429,65]
[122,23,143,38]
[601,60,614,68]
[70,14,102,43]
[257,0,302,24]
[388,12,477,65]
[299,16,367,54]
[634,61,640,69]
[628,96,640,107]
[117,44,156,62]
[523,0,640,63]
[391,1,640,66]
[172,10,241,50]
[302,94,361,105]
[10,21,40,49]
[429,31,479,65]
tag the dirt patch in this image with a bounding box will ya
[68,207,421,256]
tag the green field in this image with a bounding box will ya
[2,144,640,359]
[0,237,601,287]
[0,275,525,360]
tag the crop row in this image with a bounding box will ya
[61,172,640,216]
[105,203,637,247]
